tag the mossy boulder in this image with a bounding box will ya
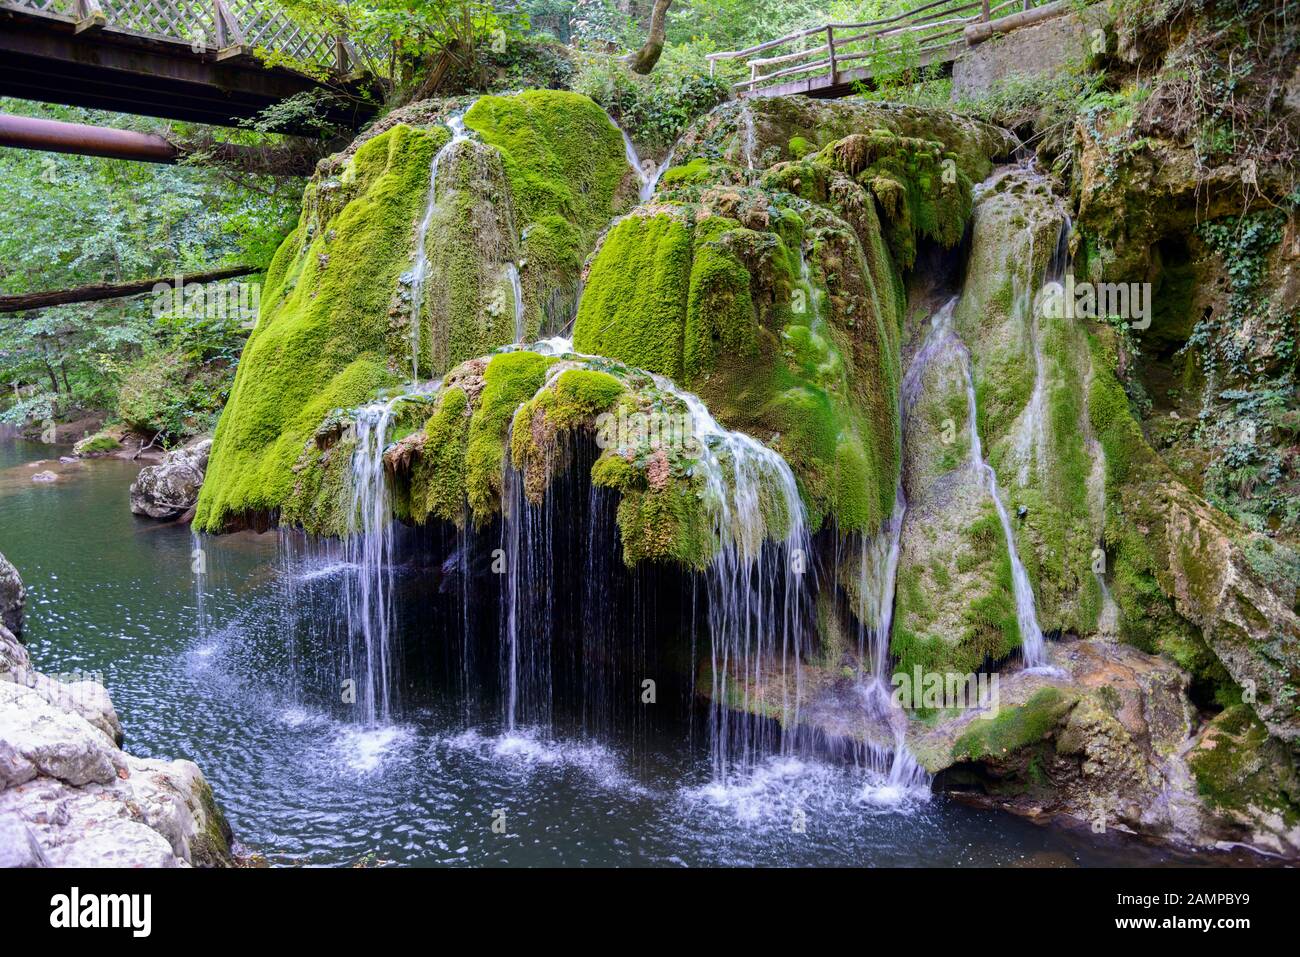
[195,91,634,534]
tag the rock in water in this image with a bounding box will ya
[0,620,234,867]
[129,438,212,520]
[0,550,23,639]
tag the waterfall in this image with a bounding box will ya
[1013,214,1071,487]
[191,531,207,646]
[958,341,1050,670]
[611,116,659,203]
[905,297,1051,671]
[740,105,757,172]
[408,114,470,384]
[505,262,525,343]
[646,374,814,781]
[344,398,403,724]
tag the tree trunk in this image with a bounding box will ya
[626,0,673,74]
[0,266,258,314]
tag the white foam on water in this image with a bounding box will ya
[335,724,413,774]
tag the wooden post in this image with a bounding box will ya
[981,0,991,21]
[213,0,246,61]
[73,0,106,34]
[827,26,837,84]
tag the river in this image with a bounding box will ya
[0,436,1210,867]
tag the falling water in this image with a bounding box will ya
[1013,214,1071,486]
[505,262,525,342]
[958,345,1050,671]
[408,114,470,383]
[615,119,659,203]
[903,298,1051,670]
[191,531,207,646]
[645,374,814,781]
[740,105,757,172]
[344,398,403,724]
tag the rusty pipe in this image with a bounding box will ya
[0,112,178,163]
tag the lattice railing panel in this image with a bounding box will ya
[1,0,350,70]
[227,0,336,66]
[105,0,212,44]
[6,0,79,14]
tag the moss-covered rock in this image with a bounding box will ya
[571,99,1006,538]
[195,91,633,534]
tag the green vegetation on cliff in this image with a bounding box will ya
[194,123,441,533]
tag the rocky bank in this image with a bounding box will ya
[0,553,234,867]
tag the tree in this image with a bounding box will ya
[625,0,672,74]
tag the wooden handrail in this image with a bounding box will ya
[718,0,1061,93]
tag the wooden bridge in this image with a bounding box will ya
[708,0,1073,99]
[0,0,374,130]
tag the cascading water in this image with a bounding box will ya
[614,118,659,203]
[345,399,402,724]
[1013,211,1072,486]
[645,374,815,781]
[903,297,1051,671]
[408,114,471,383]
[505,261,525,343]
[958,337,1051,671]
[740,104,757,172]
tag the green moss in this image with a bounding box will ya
[510,367,626,500]
[1189,705,1300,828]
[466,90,633,335]
[952,687,1075,761]
[659,156,712,186]
[573,213,693,378]
[74,432,122,455]
[616,481,713,570]
[409,387,472,525]
[814,130,973,269]
[788,136,815,158]
[683,223,757,379]
[194,123,441,533]
[465,350,556,523]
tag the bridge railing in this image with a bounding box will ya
[1,0,359,73]
[707,0,1058,95]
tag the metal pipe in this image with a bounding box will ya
[0,113,177,163]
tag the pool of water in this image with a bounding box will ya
[0,437,1220,867]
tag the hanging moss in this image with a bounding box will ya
[193,123,443,533]
[616,483,713,570]
[510,368,627,501]
[408,386,472,525]
[465,350,557,523]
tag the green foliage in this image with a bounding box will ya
[263,0,527,88]
[0,99,297,432]
[114,348,230,441]
[572,54,728,154]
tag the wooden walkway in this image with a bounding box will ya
[707,0,1071,99]
[0,0,374,129]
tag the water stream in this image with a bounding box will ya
[408,113,471,383]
